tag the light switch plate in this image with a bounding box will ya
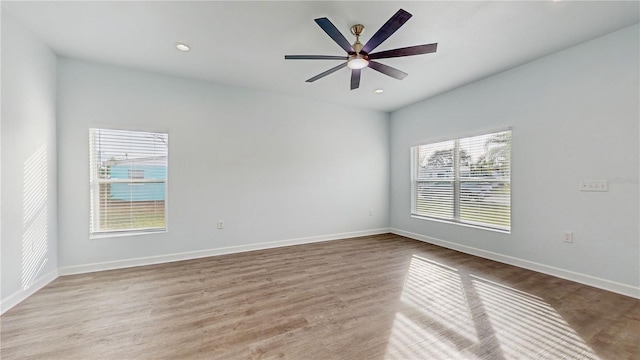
[579,180,608,192]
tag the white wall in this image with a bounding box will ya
[1,12,58,312]
[56,58,390,271]
[390,25,639,295]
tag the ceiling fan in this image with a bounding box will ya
[285,9,438,90]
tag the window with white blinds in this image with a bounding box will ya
[411,130,511,232]
[89,128,168,236]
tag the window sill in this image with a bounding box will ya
[90,229,167,240]
[411,215,510,234]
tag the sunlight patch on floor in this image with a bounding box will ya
[471,275,599,359]
[384,255,478,359]
[383,255,599,359]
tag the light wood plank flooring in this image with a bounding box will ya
[1,234,638,359]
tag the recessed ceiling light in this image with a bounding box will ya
[175,43,190,52]
[374,89,384,94]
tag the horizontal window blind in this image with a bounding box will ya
[89,128,168,235]
[414,139,455,220]
[412,130,511,231]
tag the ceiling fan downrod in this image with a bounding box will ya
[350,24,365,54]
[348,24,369,69]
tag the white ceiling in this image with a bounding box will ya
[3,1,639,112]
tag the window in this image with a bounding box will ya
[411,130,511,232]
[89,128,168,236]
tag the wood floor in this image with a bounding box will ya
[1,234,638,359]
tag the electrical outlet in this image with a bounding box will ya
[369,209,374,216]
[217,220,224,229]
[563,232,573,243]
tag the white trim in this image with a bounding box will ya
[391,228,640,299]
[1,269,58,315]
[409,125,513,148]
[59,228,391,276]
[410,215,510,234]
[90,229,167,240]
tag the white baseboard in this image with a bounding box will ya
[391,228,640,299]
[59,228,391,276]
[1,269,58,315]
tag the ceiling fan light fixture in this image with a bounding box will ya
[347,54,369,69]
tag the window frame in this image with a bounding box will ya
[410,129,511,233]
[89,128,169,238]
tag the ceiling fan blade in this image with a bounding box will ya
[285,55,348,60]
[350,69,361,90]
[306,62,348,82]
[315,17,355,54]
[368,61,408,80]
[361,9,412,54]
[369,43,438,60]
